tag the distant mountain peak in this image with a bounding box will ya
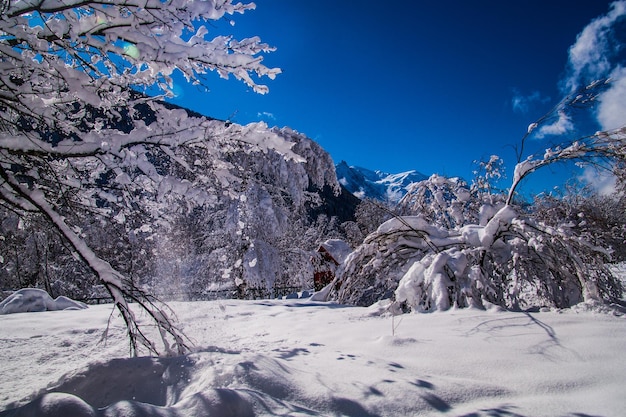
[335,161,427,203]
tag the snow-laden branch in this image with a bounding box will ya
[507,126,626,204]
[1,163,189,355]
[0,0,290,355]
[1,0,280,137]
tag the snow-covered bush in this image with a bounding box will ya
[334,84,625,312]
[336,173,623,311]
[532,190,626,262]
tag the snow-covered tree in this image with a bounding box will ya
[333,81,625,312]
[0,206,102,298]
[0,0,282,355]
[532,186,626,263]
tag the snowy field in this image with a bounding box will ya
[1,292,625,417]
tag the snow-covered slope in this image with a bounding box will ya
[335,160,427,202]
[1,298,624,416]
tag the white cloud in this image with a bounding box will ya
[564,0,626,92]
[535,110,574,138]
[511,90,549,113]
[579,166,617,196]
[257,111,276,120]
[597,66,626,131]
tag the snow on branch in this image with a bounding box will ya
[0,165,189,355]
[0,0,289,356]
[1,0,279,136]
[508,126,626,204]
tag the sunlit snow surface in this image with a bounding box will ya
[1,294,625,416]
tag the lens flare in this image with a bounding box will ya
[123,43,140,59]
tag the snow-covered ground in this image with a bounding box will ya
[1,293,625,416]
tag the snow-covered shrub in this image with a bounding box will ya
[333,171,505,308]
[334,91,625,311]
[334,216,442,307]
[336,189,622,311]
[532,191,626,262]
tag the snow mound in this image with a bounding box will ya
[4,389,315,417]
[0,288,87,315]
[3,348,325,416]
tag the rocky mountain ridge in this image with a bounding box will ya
[335,160,427,202]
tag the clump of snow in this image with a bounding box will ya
[0,289,87,315]
[319,239,352,264]
[396,249,469,312]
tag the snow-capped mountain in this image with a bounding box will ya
[335,160,427,202]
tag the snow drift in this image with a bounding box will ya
[0,288,87,315]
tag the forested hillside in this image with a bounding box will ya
[0,112,360,301]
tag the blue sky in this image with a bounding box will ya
[169,1,623,194]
